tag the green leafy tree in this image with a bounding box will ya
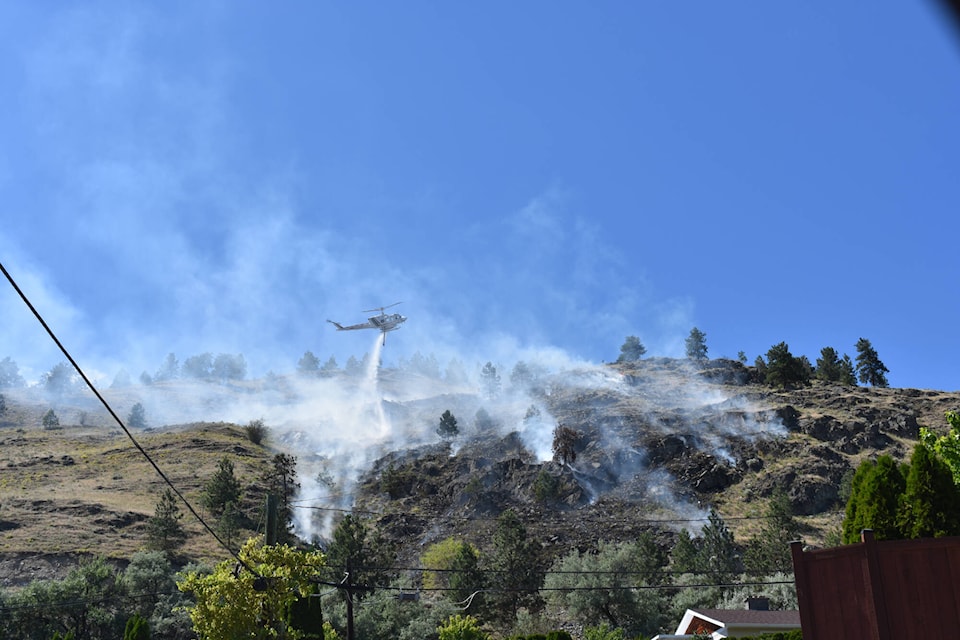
[764,342,810,389]
[543,539,668,637]
[437,409,459,439]
[178,536,326,640]
[127,402,147,429]
[855,338,889,387]
[685,327,708,361]
[616,336,647,363]
[202,456,242,517]
[147,488,187,554]
[897,443,960,538]
[421,537,472,590]
[737,350,748,363]
[244,418,269,445]
[582,623,626,640]
[120,550,178,621]
[437,614,489,640]
[919,411,960,483]
[3,557,124,639]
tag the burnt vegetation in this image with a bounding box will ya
[0,334,956,638]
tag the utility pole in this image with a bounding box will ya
[265,494,278,545]
[345,560,355,640]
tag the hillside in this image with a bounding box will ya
[1,358,957,587]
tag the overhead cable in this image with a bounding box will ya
[0,260,259,577]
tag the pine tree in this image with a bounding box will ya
[487,509,543,623]
[815,347,843,382]
[685,327,708,361]
[202,457,242,517]
[839,354,858,386]
[480,362,501,399]
[616,336,647,363]
[449,541,484,605]
[41,409,60,429]
[855,338,889,387]
[670,529,699,573]
[897,443,960,538]
[764,342,809,389]
[699,509,741,583]
[743,492,802,573]
[147,489,187,553]
[437,410,459,440]
[127,402,147,429]
[263,453,299,543]
[297,351,320,374]
[842,455,905,543]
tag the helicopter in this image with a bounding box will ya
[327,302,407,345]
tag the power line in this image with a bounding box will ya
[0,260,259,578]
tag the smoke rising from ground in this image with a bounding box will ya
[83,352,782,539]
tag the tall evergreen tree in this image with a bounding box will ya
[486,509,543,623]
[480,362,501,399]
[127,402,147,429]
[743,492,802,573]
[764,342,810,389]
[297,351,320,374]
[698,509,741,583]
[154,353,179,382]
[449,541,484,605]
[616,336,647,363]
[685,327,708,361]
[855,338,889,387]
[202,457,242,517]
[839,354,858,386]
[146,489,187,553]
[263,453,299,543]
[842,455,906,543]
[323,515,393,602]
[815,347,843,382]
[437,410,459,440]
[897,443,960,538]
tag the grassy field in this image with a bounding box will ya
[0,414,275,565]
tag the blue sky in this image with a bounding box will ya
[1,2,958,390]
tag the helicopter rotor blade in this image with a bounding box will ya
[363,301,402,313]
